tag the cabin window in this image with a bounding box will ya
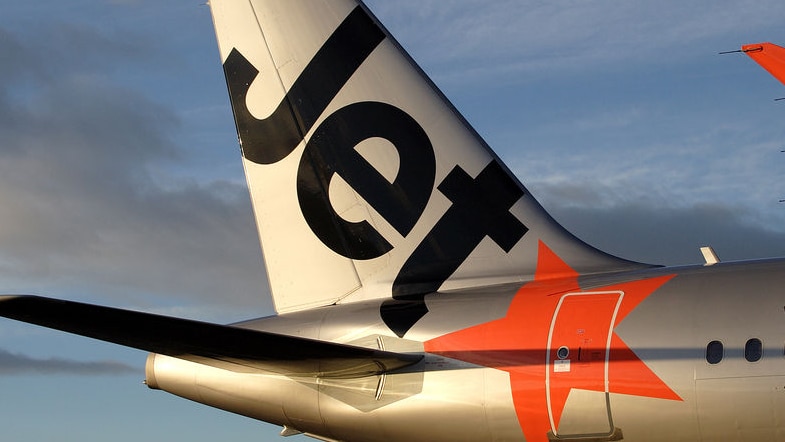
[745,338,762,362]
[706,340,723,364]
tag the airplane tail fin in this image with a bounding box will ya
[208,0,650,332]
[742,42,785,86]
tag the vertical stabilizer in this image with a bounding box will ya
[208,0,649,335]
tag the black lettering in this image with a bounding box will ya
[298,102,436,260]
[382,160,527,336]
[220,4,528,340]
[222,7,384,164]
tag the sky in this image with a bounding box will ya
[0,0,784,440]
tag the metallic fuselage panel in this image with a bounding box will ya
[147,259,785,441]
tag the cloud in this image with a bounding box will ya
[368,0,785,84]
[538,183,785,266]
[0,21,270,319]
[0,348,136,375]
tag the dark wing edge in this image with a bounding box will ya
[0,295,422,379]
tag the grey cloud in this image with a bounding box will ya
[0,29,44,86]
[0,23,270,319]
[530,172,785,267]
[0,348,136,375]
[546,197,785,266]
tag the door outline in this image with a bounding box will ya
[545,291,624,439]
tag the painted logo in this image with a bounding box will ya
[425,242,681,440]
[222,6,527,336]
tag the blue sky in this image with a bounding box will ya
[0,0,784,440]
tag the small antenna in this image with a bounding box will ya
[719,45,764,55]
[700,246,720,266]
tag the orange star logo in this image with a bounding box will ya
[425,242,680,441]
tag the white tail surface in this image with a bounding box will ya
[208,0,647,335]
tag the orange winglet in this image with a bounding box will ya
[742,42,785,86]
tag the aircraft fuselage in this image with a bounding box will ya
[147,258,785,441]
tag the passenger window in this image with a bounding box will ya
[745,338,762,362]
[706,340,723,364]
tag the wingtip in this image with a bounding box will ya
[741,43,766,53]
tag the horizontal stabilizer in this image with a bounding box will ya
[0,295,422,378]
